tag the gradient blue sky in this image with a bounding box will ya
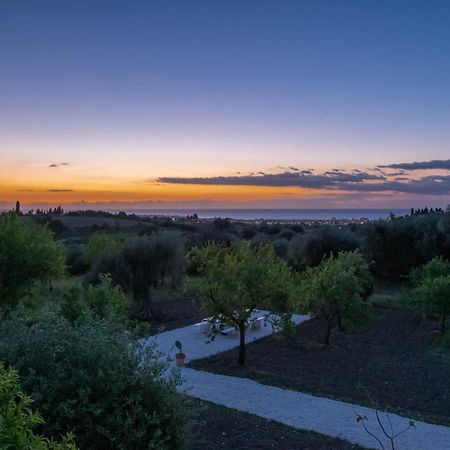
[1,0,450,209]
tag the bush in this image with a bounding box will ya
[0,363,76,449]
[0,308,183,449]
[0,213,65,305]
[61,275,128,323]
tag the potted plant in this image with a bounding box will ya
[174,340,185,366]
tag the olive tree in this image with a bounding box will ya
[299,251,371,345]
[188,243,295,365]
[87,233,184,320]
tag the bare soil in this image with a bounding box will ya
[185,398,367,450]
[191,307,450,426]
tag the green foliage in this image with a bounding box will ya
[60,275,128,323]
[410,256,450,287]
[361,213,450,279]
[411,257,450,332]
[0,213,65,305]
[0,308,183,450]
[188,243,296,365]
[0,363,76,450]
[272,239,290,259]
[83,233,121,265]
[298,251,371,345]
[87,233,184,320]
[289,227,361,271]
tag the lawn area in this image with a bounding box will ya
[190,307,450,426]
[185,398,367,450]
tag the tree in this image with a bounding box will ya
[299,251,371,345]
[412,257,450,332]
[188,243,295,365]
[83,232,121,266]
[87,234,183,320]
[0,213,65,305]
[411,256,450,286]
[289,226,361,271]
[0,363,76,449]
[0,308,183,449]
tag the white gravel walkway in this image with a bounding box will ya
[141,313,450,450]
[180,368,450,450]
[140,311,310,364]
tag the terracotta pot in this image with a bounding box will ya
[175,353,186,367]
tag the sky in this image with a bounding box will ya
[1,0,450,210]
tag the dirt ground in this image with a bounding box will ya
[185,398,367,450]
[191,307,450,426]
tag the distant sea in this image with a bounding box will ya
[126,209,410,221]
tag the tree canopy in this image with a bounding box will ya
[299,251,372,345]
[188,243,296,365]
[0,214,65,306]
[413,257,450,332]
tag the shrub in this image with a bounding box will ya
[0,213,65,306]
[0,308,183,449]
[0,363,76,449]
[60,275,128,323]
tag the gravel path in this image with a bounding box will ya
[142,313,450,450]
[180,368,450,450]
[140,311,310,363]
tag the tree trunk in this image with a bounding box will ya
[238,324,246,366]
[324,320,332,346]
[441,311,447,333]
[337,311,342,330]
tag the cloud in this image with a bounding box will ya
[158,168,450,195]
[49,162,70,168]
[378,159,450,171]
[47,189,74,192]
[158,170,385,188]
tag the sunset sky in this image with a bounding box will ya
[1,1,450,210]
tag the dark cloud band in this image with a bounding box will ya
[378,159,450,171]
